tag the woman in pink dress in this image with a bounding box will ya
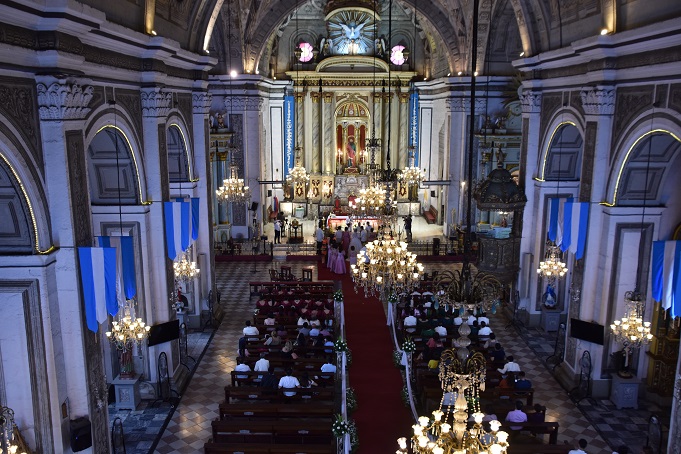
[341,227,351,256]
[327,244,337,269]
[333,245,346,274]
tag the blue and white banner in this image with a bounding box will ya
[408,90,420,166]
[547,197,589,260]
[97,236,136,300]
[78,246,117,333]
[283,95,295,181]
[164,201,191,260]
[652,240,681,318]
[191,197,200,241]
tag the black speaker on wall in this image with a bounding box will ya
[430,190,436,198]
[70,417,92,452]
[267,190,272,197]
[251,201,259,211]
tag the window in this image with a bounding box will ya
[298,42,314,62]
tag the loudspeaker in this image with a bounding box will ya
[250,201,259,211]
[430,190,436,198]
[267,190,272,197]
[70,417,92,452]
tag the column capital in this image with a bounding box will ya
[446,97,486,113]
[140,87,172,118]
[520,89,542,113]
[323,93,333,103]
[580,86,615,115]
[224,96,264,111]
[192,92,213,115]
[36,79,94,120]
[311,92,321,103]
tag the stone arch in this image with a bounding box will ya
[537,111,585,182]
[0,123,52,254]
[166,121,193,183]
[605,110,681,207]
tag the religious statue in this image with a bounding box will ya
[496,146,506,167]
[319,36,333,58]
[346,136,357,167]
[543,284,557,309]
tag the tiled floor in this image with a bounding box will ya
[110,253,669,454]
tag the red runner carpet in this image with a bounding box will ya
[318,264,413,453]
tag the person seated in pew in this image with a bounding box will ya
[254,352,270,378]
[490,343,506,363]
[527,404,546,423]
[323,336,335,354]
[498,372,516,390]
[497,355,520,374]
[297,315,310,327]
[281,341,296,359]
[567,438,589,454]
[299,371,318,388]
[278,368,300,397]
[259,366,278,393]
[482,332,497,350]
[515,371,532,390]
[505,400,528,431]
[320,356,337,373]
[264,331,282,348]
[309,314,322,328]
[403,309,417,333]
[434,322,448,337]
[264,314,276,329]
[234,357,252,380]
[243,320,260,339]
[309,324,321,338]
[276,325,288,339]
[478,320,493,337]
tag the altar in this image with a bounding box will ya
[326,214,380,231]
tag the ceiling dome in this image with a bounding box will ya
[474,166,527,211]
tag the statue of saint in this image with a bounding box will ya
[346,136,357,167]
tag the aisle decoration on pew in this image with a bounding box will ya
[332,414,350,438]
[333,289,344,302]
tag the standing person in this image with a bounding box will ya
[342,227,351,255]
[273,219,281,244]
[360,225,367,243]
[315,224,325,255]
[404,214,412,241]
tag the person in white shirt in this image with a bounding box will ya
[567,438,588,454]
[434,324,448,337]
[360,226,367,243]
[504,400,528,430]
[243,320,259,338]
[309,326,320,338]
[467,316,477,326]
[403,311,417,333]
[335,226,343,242]
[497,356,521,374]
[478,321,493,337]
[273,220,282,244]
[234,357,251,379]
[278,368,300,396]
[254,353,270,372]
[315,226,325,254]
[320,357,337,373]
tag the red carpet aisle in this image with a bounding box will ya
[319,265,413,453]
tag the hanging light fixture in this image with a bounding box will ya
[287,0,309,188]
[216,1,251,206]
[287,145,310,184]
[610,102,657,377]
[0,406,26,454]
[351,230,424,298]
[400,144,425,185]
[173,250,200,282]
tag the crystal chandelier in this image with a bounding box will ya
[216,153,251,204]
[354,184,385,216]
[105,300,150,351]
[400,145,425,185]
[287,145,310,185]
[536,242,568,283]
[351,231,424,298]
[610,292,653,376]
[174,249,200,282]
[0,406,26,454]
[397,350,509,454]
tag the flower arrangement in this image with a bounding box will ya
[401,385,411,408]
[346,387,358,414]
[348,419,359,453]
[334,337,348,352]
[332,414,350,437]
[333,289,344,302]
[345,348,353,367]
[388,293,399,304]
[392,350,404,368]
[401,337,416,353]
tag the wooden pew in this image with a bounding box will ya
[499,421,560,445]
[218,402,334,420]
[224,386,335,404]
[211,419,333,444]
[229,371,335,387]
[480,387,535,406]
[204,442,334,454]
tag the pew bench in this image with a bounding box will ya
[224,386,335,404]
[204,442,334,454]
[423,205,438,224]
[218,402,334,420]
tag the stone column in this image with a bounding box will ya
[381,90,391,168]
[398,91,409,170]
[140,86,175,379]
[36,77,110,453]
[517,89,543,311]
[446,98,468,226]
[296,91,304,163]
[311,91,322,173]
[191,92,215,303]
[242,96,264,231]
[323,92,334,174]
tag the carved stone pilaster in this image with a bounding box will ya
[580,87,615,115]
[520,90,542,113]
[447,97,467,112]
[311,92,321,103]
[192,92,213,115]
[140,88,172,118]
[323,93,333,103]
[294,92,305,103]
[36,81,94,120]
[398,93,409,103]
[224,96,264,111]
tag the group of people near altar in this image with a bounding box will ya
[322,221,375,275]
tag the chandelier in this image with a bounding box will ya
[536,242,568,283]
[105,300,151,351]
[174,250,200,282]
[400,145,425,185]
[354,184,386,216]
[397,350,509,454]
[287,145,310,185]
[216,159,251,204]
[610,292,653,376]
[351,231,424,298]
[0,406,26,454]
